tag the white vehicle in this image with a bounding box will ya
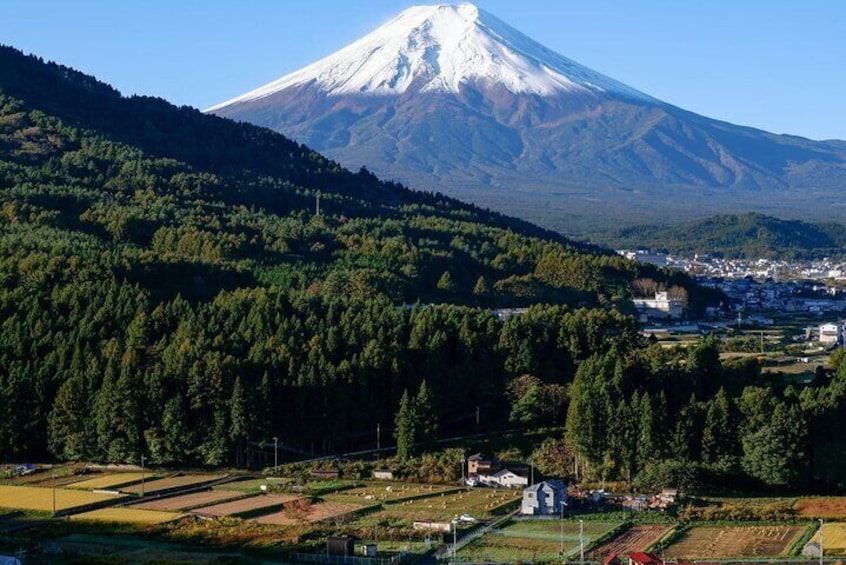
[458,514,477,523]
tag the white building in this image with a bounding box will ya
[632,292,684,321]
[478,468,528,489]
[818,322,843,345]
[521,480,567,515]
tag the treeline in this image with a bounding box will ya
[562,338,846,491]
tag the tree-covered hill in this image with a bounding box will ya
[598,212,846,260]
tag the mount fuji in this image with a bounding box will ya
[208,3,846,233]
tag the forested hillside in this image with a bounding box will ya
[1,47,845,493]
[0,46,702,465]
[598,213,846,260]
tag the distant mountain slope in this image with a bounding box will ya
[597,213,846,260]
[209,3,846,233]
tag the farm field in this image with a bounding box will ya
[664,525,808,558]
[375,488,520,521]
[808,523,846,555]
[68,472,151,491]
[0,485,118,512]
[122,474,224,494]
[71,507,181,524]
[586,525,673,558]
[323,482,458,505]
[462,519,621,562]
[796,498,846,519]
[215,477,296,494]
[191,494,301,518]
[254,501,365,525]
[133,490,245,512]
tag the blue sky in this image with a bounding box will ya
[3,0,844,140]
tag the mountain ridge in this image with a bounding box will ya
[209,3,846,233]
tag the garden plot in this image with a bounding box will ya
[665,525,807,559]
[68,473,151,491]
[122,474,224,494]
[796,498,846,519]
[462,520,621,563]
[376,489,520,521]
[71,507,181,524]
[0,485,118,512]
[586,525,673,558]
[254,500,366,525]
[191,494,301,518]
[133,490,244,512]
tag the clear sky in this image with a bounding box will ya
[3,1,844,140]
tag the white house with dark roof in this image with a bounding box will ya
[521,480,567,515]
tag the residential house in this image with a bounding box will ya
[819,322,843,345]
[466,453,495,475]
[628,552,663,565]
[521,480,567,515]
[604,555,623,565]
[478,468,528,489]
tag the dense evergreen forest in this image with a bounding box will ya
[597,212,846,260]
[4,46,846,494]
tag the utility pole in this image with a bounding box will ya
[52,465,56,516]
[820,519,824,565]
[475,405,480,428]
[140,454,146,497]
[273,437,278,472]
[579,519,584,565]
[315,191,321,216]
[377,423,381,451]
[559,500,565,556]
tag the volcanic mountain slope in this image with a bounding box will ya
[209,3,846,233]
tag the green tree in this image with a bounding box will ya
[394,389,417,460]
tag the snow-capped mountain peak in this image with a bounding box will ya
[207,3,653,111]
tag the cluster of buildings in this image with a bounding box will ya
[464,453,529,489]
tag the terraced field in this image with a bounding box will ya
[192,494,301,518]
[808,522,846,555]
[796,498,846,519]
[665,525,808,558]
[0,485,118,512]
[122,474,224,494]
[254,501,366,525]
[375,488,520,521]
[586,525,673,558]
[68,473,151,490]
[71,508,181,524]
[134,490,244,512]
[323,482,457,505]
[462,520,621,563]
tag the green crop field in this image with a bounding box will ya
[462,519,622,562]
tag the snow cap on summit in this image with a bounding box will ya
[207,2,653,111]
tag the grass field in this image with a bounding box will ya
[462,519,621,562]
[665,525,807,558]
[71,507,181,524]
[374,488,520,522]
[796,498,846,519]
[586,525,673,558]
[0,485,118,512]
[808,522,846,555]
[68,473,150,491]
